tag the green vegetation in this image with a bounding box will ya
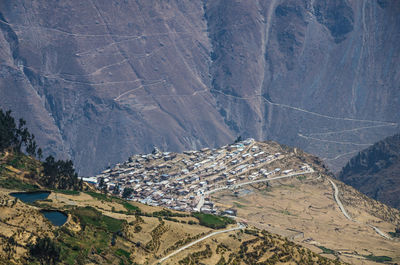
[28,236,60,265]
[297,175,307,181]
[150,209,189,218]
[388,227,400,238]
[8,152,27,170]
[234,136,242,143]
[56,223,110,264]
[192,213,235,229]
[0,176,38,190]
[164,216,180,222]
[104,215,125,233]
[227,230,340,265]
[71,206,125,233]
[122,202,140,212]
[115,248,131,259]
[42,155,82,190]
[53,189,80,195]
[164,232,207,255]
[134,225,142,233]
[317,246,335,255]
[50,206,131,264]
[86,191,141,214]
[122,187,133,199]
[0,151,43,191]
[179,244,212,264]
[0,109,38,156]
[244,229,259,236]
[363,254,392,263]
[86,191,113,202]
[145,219,168,252]
[278,209,293,216]
[0,108,82,192]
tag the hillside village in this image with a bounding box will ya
[93,139,314,214]
[1,133,400,264]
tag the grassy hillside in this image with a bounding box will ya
[0,151,86,193]
[0,189,346,265]
[0,151,42,191]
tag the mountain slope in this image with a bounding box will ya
[1,134,400,264]
[0,153,345,265]
[0,0,399,175]
[339,133,400,209]
[99,138,400,264]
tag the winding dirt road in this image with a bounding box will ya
[156,223,244,264]
[328,179,391,240]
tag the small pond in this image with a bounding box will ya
[9,191,50,203]
[40,210,68,226]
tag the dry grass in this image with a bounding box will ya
[212,176,400,265]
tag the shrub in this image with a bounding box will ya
[192,213,235,229]
[28,236,60,265]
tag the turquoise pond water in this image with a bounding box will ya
[10,191,67,226]
[40,210,68,226]
[9,191,50,203]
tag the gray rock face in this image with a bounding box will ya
[0,0,399,176]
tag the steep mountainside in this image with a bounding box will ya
[0,0,399,175]
[339,133,400,209]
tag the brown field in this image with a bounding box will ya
[212,175,400,265]
[0,186,348,265]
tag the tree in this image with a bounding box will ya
[16,118,30,151]
[102,183,108,194]
[234,135,242,143]
[0,108,81,190]
[43,155,58,186]
[42,155,80,190]
[37,148,43,161]
[0,109,18,152]
[122,187,133,198]
[113,183,120,195]
[394,226,400,237]
[26,134,37,156]
[152,146,160,154]
[98,177,105,188]
[29,237,60,265]
[0,109,37,154]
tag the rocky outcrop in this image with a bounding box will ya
[313,0,354,43]
[0,0,399,175]
[339,133,400,209]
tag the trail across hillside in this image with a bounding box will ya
[329,180,352,220]
[328,179,392,240]
[209,88,398,165]
[156,223,244,264]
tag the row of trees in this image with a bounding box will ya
[97,177,133,198]
[28,237,60,265]
[0,109,40,157]
[1,109,81,190]
[42,155,82,190]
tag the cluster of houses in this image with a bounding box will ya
[92,138,308,213]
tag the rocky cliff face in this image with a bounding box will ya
[339,133,400,209]
[0,0,399,175]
